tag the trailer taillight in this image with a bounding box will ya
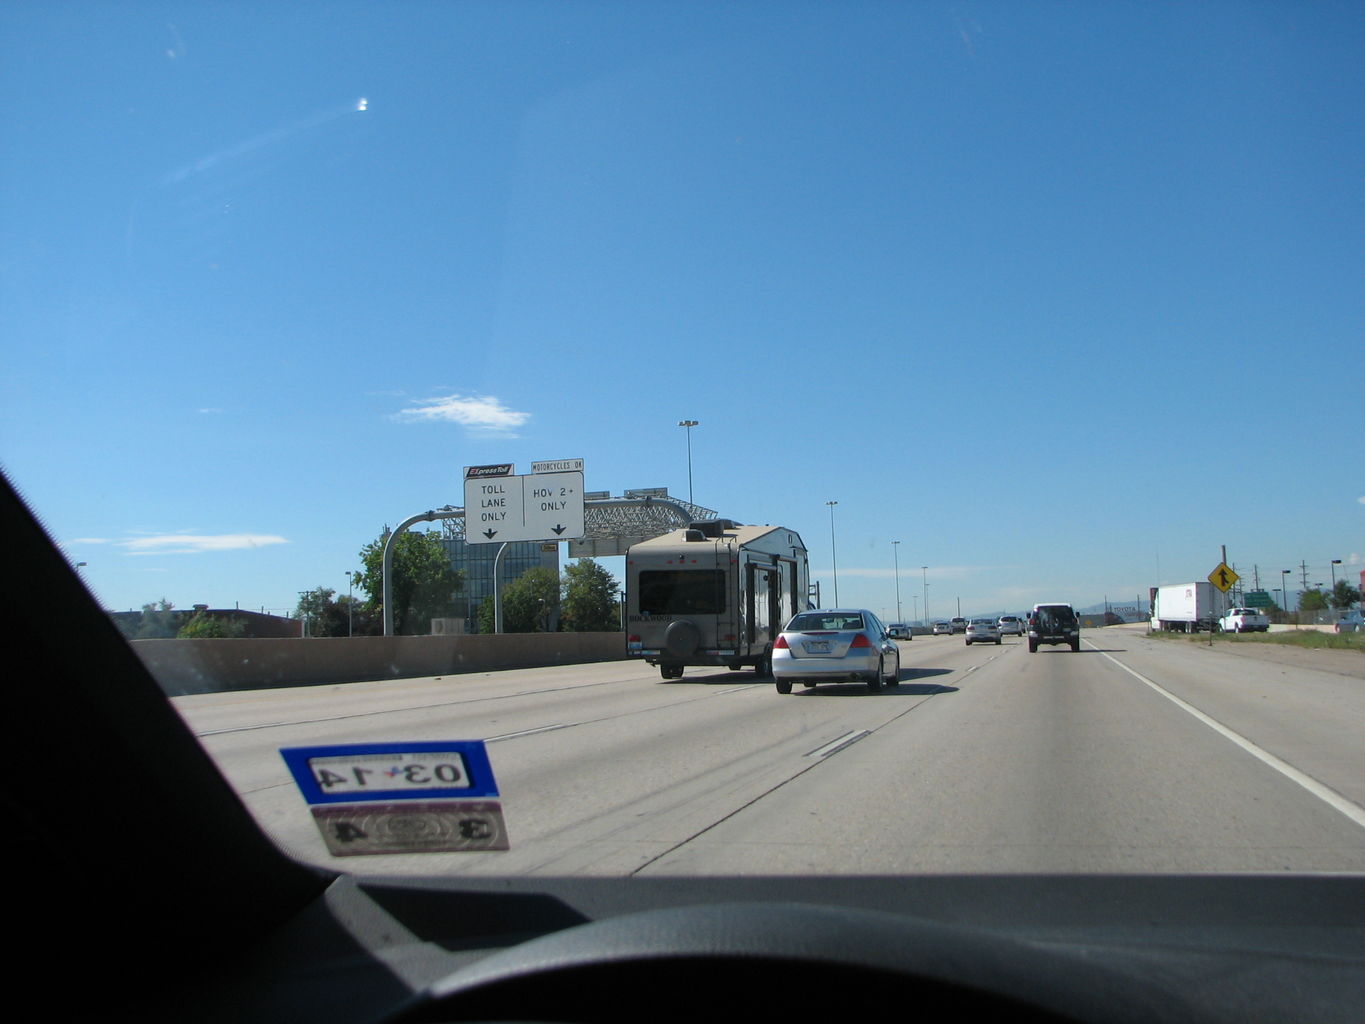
[627,634,641,644]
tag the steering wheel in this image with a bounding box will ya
[391,902,1195,1023]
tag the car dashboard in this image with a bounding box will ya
[129,871,1365,1024]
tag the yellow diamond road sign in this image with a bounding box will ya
[1208,562,1239,593]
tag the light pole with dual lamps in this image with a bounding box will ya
[891,540,902,623]
[826,500,839,606]
[678,420,699,503]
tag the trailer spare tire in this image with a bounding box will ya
[664,620,701,658]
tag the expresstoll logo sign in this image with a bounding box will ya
[464,464,513,479]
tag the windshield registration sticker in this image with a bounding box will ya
[310,801,509,856]
[280,742,508,855]
[281,741,499,804]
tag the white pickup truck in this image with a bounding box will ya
[1218,607,1270,633]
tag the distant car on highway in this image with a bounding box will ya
[931,620,952,635]
[1219,607,1270,633]
[965,618,1001,645]
[887,622,912,640]
[950,616,968,634]
[997,615,1024,636]
[1336,610,1364,634]
[772,609,901,694]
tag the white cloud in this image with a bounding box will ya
[119,533,289,556]
[394,393,530,433]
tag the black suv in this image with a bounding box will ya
[1028,603,1080,653]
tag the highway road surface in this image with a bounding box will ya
[173,624,1365,877]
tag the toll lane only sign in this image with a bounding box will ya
[463,464,585,544]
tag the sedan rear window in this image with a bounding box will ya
[788,613,865,632]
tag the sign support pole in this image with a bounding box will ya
[492,542,509,634]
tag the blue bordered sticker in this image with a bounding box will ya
[280,741,499,804]
[280,742,508,855]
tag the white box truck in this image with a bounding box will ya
[626,520,809,680]
[1150,582,1230,633]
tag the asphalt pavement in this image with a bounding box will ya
[175,625,1365,877]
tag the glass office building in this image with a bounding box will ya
[437,531,560,632]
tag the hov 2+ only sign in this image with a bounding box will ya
[464,463,585,544]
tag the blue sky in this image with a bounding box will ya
[2,1,1361,622]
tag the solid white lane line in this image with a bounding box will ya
[1090,643,1365,831]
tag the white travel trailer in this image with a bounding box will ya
[625,521,810,680]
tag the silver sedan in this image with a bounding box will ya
[965,618,1002,645]
[772,609,901,694]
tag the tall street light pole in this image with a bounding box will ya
[921,566,928,623]
[678,420,699,503]
[1281,569,1292,618]
[891,540,902,623]
[345,570,355,637]
[826,501,839,606]
[1331,558,1342,593]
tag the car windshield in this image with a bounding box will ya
[3,0,1362,894]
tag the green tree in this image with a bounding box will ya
[136,598,178,639]
[476,594,496,635]
[177,610,245,638]
[296,588,377,636]
[330,594,377,636]
[478,566,560,633]
[353,530,463,635]
[1329,578,1361,610]
[295,586,336,636]
[1299,588,1329,613]
[560,558,621,632]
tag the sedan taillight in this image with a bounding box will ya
[774,635,789,649]
[850,633,873,648]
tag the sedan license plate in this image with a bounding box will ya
[804,640,831,653]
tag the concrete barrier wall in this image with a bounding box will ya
[133,632,628,696]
